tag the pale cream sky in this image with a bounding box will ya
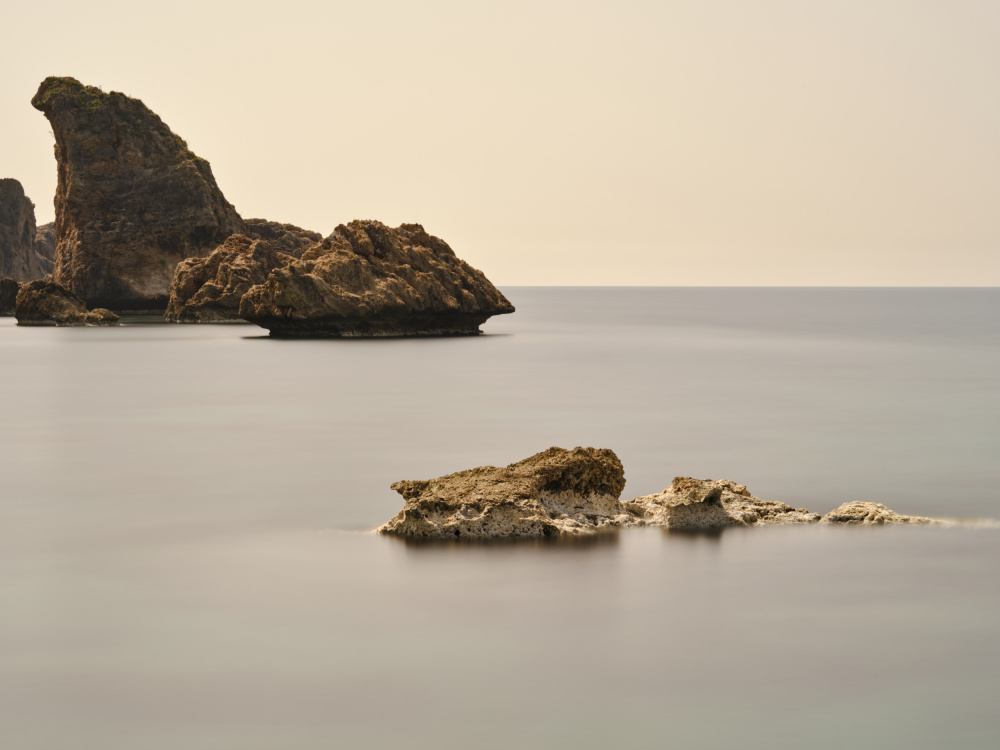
[3,0,999,285]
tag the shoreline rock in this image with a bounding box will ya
[820,502,937,526]
[239,220,514,337]
[15,279,119,326]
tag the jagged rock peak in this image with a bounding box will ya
[31,76,245,312]
[239,219,515,337]
[243,219,322,259]
[0,178,47,282]
[166,235,292,323]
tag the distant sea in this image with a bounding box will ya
[2,288,998,749]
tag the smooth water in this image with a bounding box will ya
[1,288,998,749]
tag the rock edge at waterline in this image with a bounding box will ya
[377,448,960,539]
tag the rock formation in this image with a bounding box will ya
[243,219,322,258]
[31,77,245,312]
[1,278,19,315]
[625,478,820,531]
[166,235,292,323]
[34,222,56,274]
[821,502,936,525]
[239,220,514,337]
[15,279,119,326]
[0,179,48,282]
[377,447,635,539]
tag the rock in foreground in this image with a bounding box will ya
[625,477,820,531]
[15,279,119,326]
[377,447,634,539]
[239,220,514,337]
[31,77,246,312]
[821,502,937,525]
[166,235,291,323]
[0,179,47,282]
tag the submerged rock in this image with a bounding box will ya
[31,77,246,312]
[821,502,936,526]
[15,279,119,326]
[625,478,820,531]
[239,220,514,337]
[166,235,291,323]
[378,447,635,539]
[243,219,322,259]
[1,277,19,315]
[0,179,47,282]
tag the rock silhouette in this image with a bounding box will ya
[31,77,245,312]
[239,220,514,337]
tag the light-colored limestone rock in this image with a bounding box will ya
[821,501,937,526]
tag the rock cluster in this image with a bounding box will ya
[0,178,48,282]
[820,502,936,525]
[239,220,514,337]
[165,235,291,323]
[625,477,820,530]
[377,447,635,539]
[15,279,119,326]
[31,77,246,312]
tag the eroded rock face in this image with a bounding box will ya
[0,179,47,282]
[31,77,246,312]
[821,502,936,526]
[378,447,635,539]
[1,277,19,315]
[239,220,514,337]
[625,478,820,531]
[243,219,322,259]
[34,222,56,274]
[166,235,291,323]
[15,279,119,326]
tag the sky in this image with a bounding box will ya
[2,0,998,285]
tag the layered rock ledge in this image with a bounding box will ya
[377,447,634,539]
[15,279,119,326]
[166,235,291,323]
[239,220,514,337]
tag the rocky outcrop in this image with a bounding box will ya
[0,179,47,282]
[625,478,820,531]
[15,279,119,326]
[1,277,19,315]
[821,502,937,526]
[243,219,321,258]
[34,222,56,274]
[239,220,514,337]
[31,77,246,312]
[166,235,291,323]
[377,447,635,539]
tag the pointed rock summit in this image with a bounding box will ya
[31,77,246,312]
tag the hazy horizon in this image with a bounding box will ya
[3,1,999,286]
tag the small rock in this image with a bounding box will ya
[821,501,936,525]
[15,279,119,326]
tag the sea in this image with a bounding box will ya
[1,287,998,749]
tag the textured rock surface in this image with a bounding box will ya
[166,235,291,323]
[0,179,47,282]
[378,447,635,539]
[0,277,19,315]
[244,219,321,259]
[239,220,514,337]
[31,77,246,312]
[821,502,936,525]
[34,221,56,274]
[15,279,119,326]
[625,478,820,531]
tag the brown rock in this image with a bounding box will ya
[625,477,820,531]
[15,278,119,326]
[821,501,936,525]
[166,235,292,323]
[0,179,47,282]
[1,277,19,315]
[377,447,635,539]
[31,77,246,312]
[34,222,56,274]
[243,219,322,259]
[238,220,514,337]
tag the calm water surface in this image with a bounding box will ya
[1,288,998,748]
